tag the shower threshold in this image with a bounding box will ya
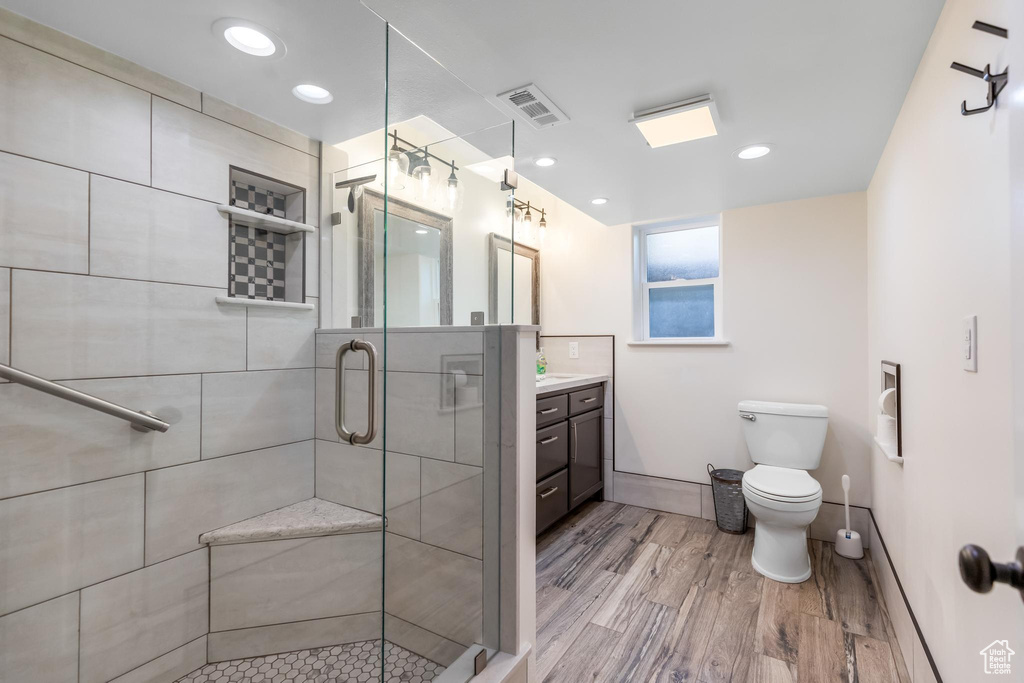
[176,639,445,683]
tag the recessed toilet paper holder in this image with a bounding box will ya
[876,361,903,464]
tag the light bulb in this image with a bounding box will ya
[446,162,459,209]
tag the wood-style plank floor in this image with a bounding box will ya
[536,501,911,683]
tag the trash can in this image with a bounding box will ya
[707,463,748,534]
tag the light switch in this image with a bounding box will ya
[963,315,977,372]
[568,341,580,359]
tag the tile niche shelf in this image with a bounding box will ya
[216,204,316,235]
[214,296,314,310]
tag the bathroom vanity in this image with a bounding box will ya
[535,374,608,534]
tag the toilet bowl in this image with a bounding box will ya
[742,465,822,582]
[738,400,828,583]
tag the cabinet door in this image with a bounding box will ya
[569,408,603,508]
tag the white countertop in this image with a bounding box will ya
[535,373,609,397]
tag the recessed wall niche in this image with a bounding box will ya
[216,167,315,308]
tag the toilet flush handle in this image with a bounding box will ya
[739,413,757,421]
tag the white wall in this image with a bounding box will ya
[540,192,870,505]
[867,0,1019,679]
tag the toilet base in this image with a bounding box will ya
[750,522,812,584]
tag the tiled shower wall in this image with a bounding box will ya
[0,10,321,683]
[314,328,490,665]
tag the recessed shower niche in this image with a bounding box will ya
[216,167,315,310]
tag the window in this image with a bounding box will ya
[633,217,723,341]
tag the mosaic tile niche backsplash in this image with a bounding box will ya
[229,181,290,301]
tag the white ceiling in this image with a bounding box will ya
[2,0,944,225]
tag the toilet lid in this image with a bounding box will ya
[743,465,821,502]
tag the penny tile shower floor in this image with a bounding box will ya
[176,640,444,683]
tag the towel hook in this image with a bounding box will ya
[950,21,1008,116]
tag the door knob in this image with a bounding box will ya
[958,544,1024,602]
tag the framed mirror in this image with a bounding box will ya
[488,233,540,325]
[357,189,453,327]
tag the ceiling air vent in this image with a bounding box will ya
[496,83,569,130]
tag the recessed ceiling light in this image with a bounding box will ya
[415,229,429,235]
[591,197,608,205]
[736,144,772,160]
[212,18,285,59]
[535,157,557,167]
[292,84,333,104]
[630,94,719,148]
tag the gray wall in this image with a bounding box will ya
[0,11,321,683]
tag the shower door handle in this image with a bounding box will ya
[336,340,379,445]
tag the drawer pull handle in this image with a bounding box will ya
[538,486,559,499]
[572,422,578,462]
[539,435,559,445]
[581,397,597,404]
[539,407,559,415]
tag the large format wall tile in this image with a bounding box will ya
[0,593,79,683]
[90,176,229,288]
[385,614,466,668]
[208,613,380,663]
[201,369,314,458]
[383,331,483,374]
[210,534,382,632]
[314,441,420,540]
[0,6,201,110]
[315,332,364,369]
[201,94,319,157]
[0,374,201,499]
[247,303,317,370]
[0,474,144,615]
[152,97,319,222]
[145,441,314,564]
[385,534,482,646]
[10,270,246,379]
[421,460,482,559]
[0,36,150,183]
[386,371,454,460]
[0,151,89,272]
[80,549,209,683]
[0,268,8,368]
[109,636,207,683]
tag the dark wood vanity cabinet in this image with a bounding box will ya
[536,382,604,535]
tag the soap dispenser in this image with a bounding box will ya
[536,347,547,376]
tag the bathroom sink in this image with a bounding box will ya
[536,374,573,383]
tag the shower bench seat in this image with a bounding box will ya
[199,497,382,546]
[199,498,385,663]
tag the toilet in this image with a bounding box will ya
[738,400,828,583]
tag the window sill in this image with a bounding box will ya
[627,339,731,347]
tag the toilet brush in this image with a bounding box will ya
[835,475,864,559]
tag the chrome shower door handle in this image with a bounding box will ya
[335,340,379,445]
[739,413,757,422]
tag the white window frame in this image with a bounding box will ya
[631,215,725,344]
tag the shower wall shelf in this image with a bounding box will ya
[217,204,316,235]
[215,296,315,311]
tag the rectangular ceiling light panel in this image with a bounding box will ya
[631,95,719,148]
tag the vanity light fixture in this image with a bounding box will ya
[388,130,405,179]
[446,161,461,210]
[535,157,557,167]
[591,197,608,205]
[630,94,719,148]
[539,209,548,241]
[213,18,285,59]
[412,146,433,196]
[736,144,772,160]
[523,202,533,224]
[292,84,333,104]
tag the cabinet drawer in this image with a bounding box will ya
[536,422,569,480]
[536,469,569,535]
[569,386,603,416]
[536,394,568,428]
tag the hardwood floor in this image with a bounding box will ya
[536,501,910,683]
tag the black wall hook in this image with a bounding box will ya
[950,21,1008,116]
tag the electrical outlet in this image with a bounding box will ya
[963,315,977,372]
[568,341,580,359]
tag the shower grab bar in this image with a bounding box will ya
[335,340,379,445]
[0,363,170,432]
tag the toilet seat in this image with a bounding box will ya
[742,465,821,503]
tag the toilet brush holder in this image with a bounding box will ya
[835,474,863,559]
[835,528,864,559]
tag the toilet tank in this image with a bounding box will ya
[738,400,829,469]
